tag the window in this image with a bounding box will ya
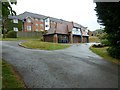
[45,25,48,27]
[13,27,18,31]
[36,29,38,32]
[27,26,31,31]
[27,18,31,23]
[40,19,44,22]
[35,18,38,21]
[45,19,48,22]
[36,24,38,27]
[13,19,18,23]
[40,24,43,27]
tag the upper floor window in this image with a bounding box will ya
[13,19,18,23]
[40,19,44,22]
[27,26,31,31]
[27,18,31,23]
[35,18,38,21]
[40,24,44,27]
[36,24,38,27]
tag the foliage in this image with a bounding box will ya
[92,44,106,48]
[95,2,120,59]
[90,47,120,64]
[2,60,26,88]
[1,0,17,38]
[5,19,22,32]
[101,39,109,46]
[6,30,17,38]
[89,36,100,43]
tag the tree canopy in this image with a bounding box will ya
[1,0,17,37]
[95,2,120,59]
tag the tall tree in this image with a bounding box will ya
[95,2,120,59]
[1,0,17,38]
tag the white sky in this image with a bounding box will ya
[11,0,102,31]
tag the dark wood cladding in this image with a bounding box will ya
[73,35,81,43]
[44,35,54,42]
[82,36,89,43]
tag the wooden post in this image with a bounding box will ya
[69,33,73,43]
[53,34,58,43]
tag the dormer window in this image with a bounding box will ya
[27,18,31,23]
[13,19,18,23]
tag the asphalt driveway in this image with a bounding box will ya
[1,41,118,88]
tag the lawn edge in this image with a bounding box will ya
[89,46,120,65]
[2,60,27,89]
[19,42,71,51]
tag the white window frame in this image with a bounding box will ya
[36,29,38,32]
[40,19,44,22]
[40,24,43,27]
[13,27,18,31]
[36,24,38,27]
[27,26,31,31]
[27,18,31,23]
[13,19,18,23]
[35,18,38,21]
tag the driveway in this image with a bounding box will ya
[1,41,118,88]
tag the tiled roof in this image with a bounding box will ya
[9,11,47,20]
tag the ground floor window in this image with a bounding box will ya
[58,35,69,43]
[13,27,18,32]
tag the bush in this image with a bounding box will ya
[101,39,109,46]
[6,31,17,38]
[107,47,120,59]
[92,44,105,48]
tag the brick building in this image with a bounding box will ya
[9,11,89,43]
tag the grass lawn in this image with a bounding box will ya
[89,36,100,43]
[1,60,26,88]
[90,47,120,65]
[21,40,71,50]
[1,37,40,41]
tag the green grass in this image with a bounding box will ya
[1,37,40,41]
[90,47,120,65]
[21,40,71,50]
[89,36,100,43]
[2,60,26,88]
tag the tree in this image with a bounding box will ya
[95,2,120,59]
[1,0,17,38]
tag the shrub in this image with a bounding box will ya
[6,31,17,38]
[101,39,109,46]
[92,44,105,48]
[107,47,120,59]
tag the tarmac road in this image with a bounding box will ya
[1,41,118,88]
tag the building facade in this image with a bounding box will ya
[9,11,89,43]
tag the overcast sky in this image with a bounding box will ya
[11,0,102,31]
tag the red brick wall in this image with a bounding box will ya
[24,17,45,32]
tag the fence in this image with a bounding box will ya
[17,31,43,38]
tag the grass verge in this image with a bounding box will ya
[1,37,41,41]
[89,36,100,43]
[90,46,120,65]
[21,40,71,50]
[2,60,26,88]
